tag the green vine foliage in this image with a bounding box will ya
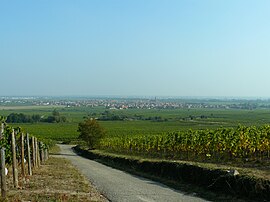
[100,125,270,163]
[0,121,49,165]
[0,124,13,164]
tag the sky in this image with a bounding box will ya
[1,0,270,97]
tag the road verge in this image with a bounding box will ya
[74,145,270,202]
[3,146,106,202]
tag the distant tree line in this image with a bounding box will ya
[6,109,67,123]
[91,110,168,122]
[6,113,41,123]
[98,110,128,121]
[46,109,67,123]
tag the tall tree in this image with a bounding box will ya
[78,118,105,149]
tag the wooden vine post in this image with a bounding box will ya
[26,133,32,175]
[0,123,3,138]
[0,123,7,197]
[32,137,36,168]
[11,129,18,188]
[0,122,48,197]
[34,138,39,167]
[36,139,40,167]
[44,147,48,161]
[40,142,44,164]
[0,149,6,198]
[20,133,25,177]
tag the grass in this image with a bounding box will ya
[75,146,257,202]
[2,147,106,202]
[93,149,270,180]
[7,106,270,141]
[12,122,79,142]
[3,105,270,160]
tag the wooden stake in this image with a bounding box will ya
[46,147,49,159]
[20,133,25,177]
[36,139,40,167]
[11,129,18,188]
[0,123,7,197]
[44,148,48,161]
[26,133,32,176]
[0,148,6,198]
[40,142,44,164]
[32,137,36,168]
[0,123,3,138]
[35,138,38,167]
[38,141,41,166]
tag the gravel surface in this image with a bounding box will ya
[58,144,209,202]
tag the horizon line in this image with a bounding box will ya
[0,95,270,100]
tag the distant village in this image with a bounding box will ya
[1,96,270,110]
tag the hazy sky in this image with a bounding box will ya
[1,1,270,97]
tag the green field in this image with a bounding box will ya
[2,105,270,142]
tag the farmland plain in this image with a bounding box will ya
[2,105,270,142]
[2,101,270,200]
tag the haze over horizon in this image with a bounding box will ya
[1,1,270,97]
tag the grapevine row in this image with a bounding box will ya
[100,125,270,161]
[0,116,49,197]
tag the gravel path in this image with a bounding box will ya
[57,144,209,202]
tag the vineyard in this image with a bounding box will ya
[0,118,49,164]
[0,116,49,198]
[100,125,270,162]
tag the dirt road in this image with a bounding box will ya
[57,144,208,202]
